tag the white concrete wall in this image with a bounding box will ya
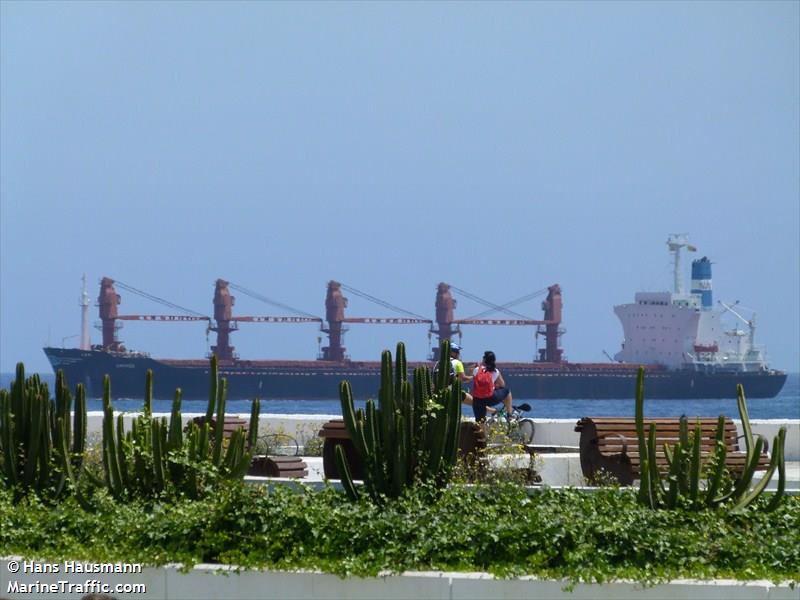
[528,419,581,448]
[534,454,585,487]
[2,559,796,600]
[84,414,800,460]
[84,413,338,448]
[746,420,800,461]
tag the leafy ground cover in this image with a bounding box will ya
[1,483,798,586]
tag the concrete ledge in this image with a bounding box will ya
[250,453,798,491]
[2,558,795,599]
[82,415,800,461]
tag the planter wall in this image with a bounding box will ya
[1,558,795,600]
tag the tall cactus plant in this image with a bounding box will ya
[101,355,260,500]
[0,363,86,502]
[635,367,787,512]
[335,340,462,503]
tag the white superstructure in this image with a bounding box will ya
[613,235,769,372]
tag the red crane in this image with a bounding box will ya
[321,281,432,361]
[432,283,564,363]
[211,280,322,361]
[96,277,562,365]
[97,277,210,352]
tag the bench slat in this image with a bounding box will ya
[575,416,771,486]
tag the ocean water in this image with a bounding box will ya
[2,372,798,420]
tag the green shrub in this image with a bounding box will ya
[2,482,797,585]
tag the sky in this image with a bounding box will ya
[1,1,798,375]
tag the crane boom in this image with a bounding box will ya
[718,301,751,326]
[453,318,547,326]
[342,317,432,324]
[231,316,322,323]
[117,315,210,322]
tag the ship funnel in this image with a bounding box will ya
[691,257,713,309]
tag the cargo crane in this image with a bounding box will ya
[208,280,431,363]
[718,300,765,368]
[431,283,564,363]
[211,280,322,361]
[97,277,210,353]
[321,281,432,361]
[96,277,562,365]
[97,278,321,361]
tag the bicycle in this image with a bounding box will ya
[255,432,301,456]
[485,402,535,445]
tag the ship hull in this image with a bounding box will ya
[43,348,787,401]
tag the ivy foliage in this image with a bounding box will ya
[1,482,798,585]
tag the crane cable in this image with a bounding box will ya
[448,284,535,320]
[228,282,321,320]
[339,283,429,321]
[463,287,549,320]
[113,280,209,318]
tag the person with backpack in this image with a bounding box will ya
[434,343,498,415]
[471,350,513,421]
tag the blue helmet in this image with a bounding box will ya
[450,342,461,353]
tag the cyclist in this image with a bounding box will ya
[441,342,474,406]
[471,350,513,421]
[437,342,499,416]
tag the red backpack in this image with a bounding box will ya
[472,366,495,398]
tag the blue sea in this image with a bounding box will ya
[2,372,798,419]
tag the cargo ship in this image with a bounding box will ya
[44,236,787,400]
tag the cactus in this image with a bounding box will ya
[0,363,87,502]
[337,340,462,503]
[635,368,787,511]
[334,444,360,501]
[100,356,260,500]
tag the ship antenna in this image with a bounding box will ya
[80,273,91,350]
[666,234,696,295]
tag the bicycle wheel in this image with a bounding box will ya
[260,433,300,456]
[517,418,535,444]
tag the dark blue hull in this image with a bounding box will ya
[43,347,787,401]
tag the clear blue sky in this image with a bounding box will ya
[2,1,798,374]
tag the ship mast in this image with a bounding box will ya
[667,233,696,295]
[80,274,91,350]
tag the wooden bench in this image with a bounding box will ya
[193,416,308,478]
[459,421,487,468]
[248,456,308,478]
[319,419,365,480]
[191,415,248,439]
[575,417,771,486]
[318,419,484,480]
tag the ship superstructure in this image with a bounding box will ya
[614,234,775,374]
